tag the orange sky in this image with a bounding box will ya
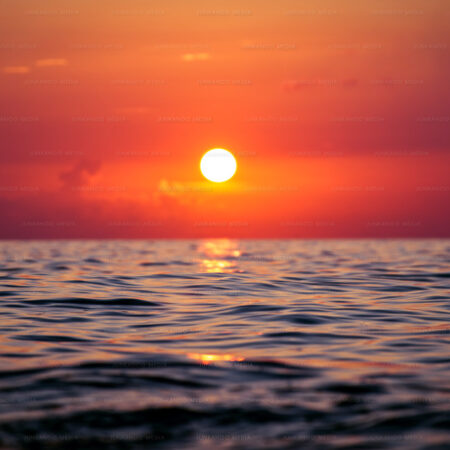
[0,0,449,237]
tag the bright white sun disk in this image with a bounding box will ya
[200,148,237,183]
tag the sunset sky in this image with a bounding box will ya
[0,0,448,238]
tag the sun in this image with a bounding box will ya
[200,148,237,183]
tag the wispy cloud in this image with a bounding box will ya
[181,53,210,62]
[3,66,30,74]
[60,160,101,190]
[35,58,67,67]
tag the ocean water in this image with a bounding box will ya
[0,239,449,449]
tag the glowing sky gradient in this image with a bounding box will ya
[0,0,448,238]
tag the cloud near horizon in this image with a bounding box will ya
[35,58,68,67]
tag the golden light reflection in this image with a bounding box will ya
[198,239,241,273]
[199,239,241,258]
[200,259,236,273]
[188,353,245,365]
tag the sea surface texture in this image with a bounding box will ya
[0,239,449,449]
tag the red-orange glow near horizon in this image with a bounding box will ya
[0,0,448,238]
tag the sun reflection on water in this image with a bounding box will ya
[188,353,245,365]
[197,239,241,273]
[200,259,236,273]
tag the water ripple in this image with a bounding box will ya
[0,239,448,449]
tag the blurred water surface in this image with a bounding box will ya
[0,239,449,449]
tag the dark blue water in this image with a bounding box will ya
[0,239,449,449]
